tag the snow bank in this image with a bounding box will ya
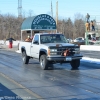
[81,57,100,64]
[0,40,20,46]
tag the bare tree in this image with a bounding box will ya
[0,12,86,40]
[0,13,24,40]
[73,19,85,38]
[64,18,73,39]
[73,13,85,39]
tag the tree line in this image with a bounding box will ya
[0,13,85,40]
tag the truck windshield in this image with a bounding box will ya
[40,34,68,44]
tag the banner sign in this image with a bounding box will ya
[32,14,56,30]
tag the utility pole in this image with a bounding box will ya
[56,1,58,33]
[51,1,53,18]
[85,13,90,45]
[18,0,22,18]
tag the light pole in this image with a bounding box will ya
[85,29,88,45]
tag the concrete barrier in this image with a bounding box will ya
[80,45,100,51]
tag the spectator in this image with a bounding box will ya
[86,13,90,22]
[85,21,90,32]
[91,20,95,31]
[6,37,16,43]
[25,36,32,42]
[6,37,16,48]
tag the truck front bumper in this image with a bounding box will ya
[47,54,83,61]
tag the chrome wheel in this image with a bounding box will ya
[40,55,49,70]
[40,58,45,68]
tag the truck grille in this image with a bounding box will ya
[57,47,75,56]
[49,45,79,56]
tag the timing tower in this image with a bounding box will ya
[18,0,22,18]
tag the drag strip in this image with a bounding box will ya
[0,50,100,99]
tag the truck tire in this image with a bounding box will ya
[40,55,49,70]
[22,51,29,64]
[70,59,80,69]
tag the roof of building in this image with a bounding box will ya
[21,14,56,31]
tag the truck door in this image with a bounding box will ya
[30,35,40,58]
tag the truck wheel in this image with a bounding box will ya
[40,55,49,70]
[70,59,80,69]
[22,51,29,64]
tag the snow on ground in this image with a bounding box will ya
[0,40,5,44]
[0,40,100,64]
[81,57,100,64]
[0,40,20,46]
[16,50,21,53]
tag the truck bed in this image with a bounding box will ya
[19,41,32,56]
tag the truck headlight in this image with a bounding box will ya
[50,49,57,52]
[48,49,57,56]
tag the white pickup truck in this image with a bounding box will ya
[19,33,83,70]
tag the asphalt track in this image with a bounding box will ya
[0,49,100,100]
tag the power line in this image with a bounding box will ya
[56,1,58,32]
